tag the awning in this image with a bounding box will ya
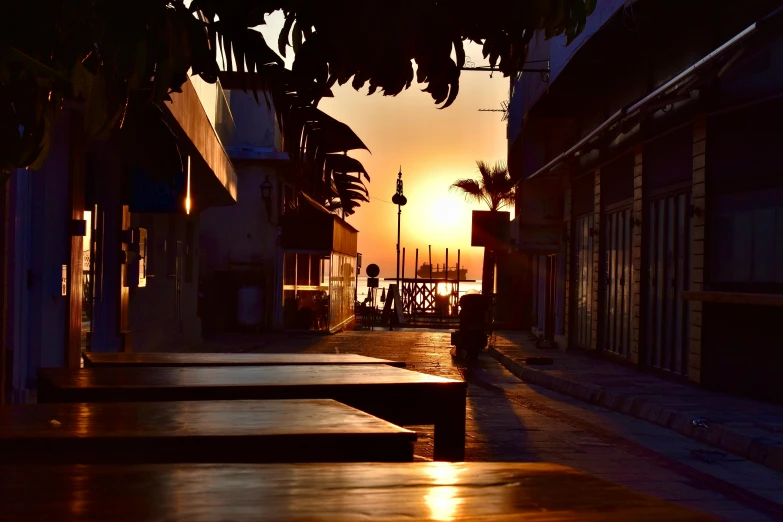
[526,5,783,181]
[281,210,358,257]
[162,77,238,208]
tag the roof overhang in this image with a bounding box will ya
[525,6,783,182]
[162,77,238,208]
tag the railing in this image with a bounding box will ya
[214,79,236,148]
[188,74,236,149]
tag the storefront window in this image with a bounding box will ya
[282,252,331,330]
[329,253,356,331]
[282,251,356,331]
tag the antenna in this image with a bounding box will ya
[478,100,510,121]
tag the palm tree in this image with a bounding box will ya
[450,160,515,296]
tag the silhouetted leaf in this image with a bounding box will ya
[278,13,295,57]
[292,21,303,55]
[0,0,597,181]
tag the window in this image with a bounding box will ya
[710,187,783,286]
[282,252,332,330]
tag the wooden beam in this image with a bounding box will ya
[0,175,7,403]
[681,291,783,307]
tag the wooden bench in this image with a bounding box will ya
[0,462,716,521]
[82,352,406,368]
[0,399,415,464]
[38,364,467,461]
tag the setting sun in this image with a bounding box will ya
[406,178,473,245]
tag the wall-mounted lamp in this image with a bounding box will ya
[261,176,273,223]
[689,204,703,218]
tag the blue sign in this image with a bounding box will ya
[130,167,186,213]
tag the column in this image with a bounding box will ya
[65,110,85,369]
[631,147,643,364]
[591,169,601,350]
[563,176,572,349]
[689,116,707,383]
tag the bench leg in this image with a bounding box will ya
[432,393,466,461]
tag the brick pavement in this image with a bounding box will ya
[488,331,783,474]
[196,328,783,521]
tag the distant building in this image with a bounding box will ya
[197,75,288,333]
[198,72,362,335]
[507,0,783,402]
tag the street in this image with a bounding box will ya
[202,329,783,522]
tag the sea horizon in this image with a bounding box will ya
[356,275,483,303]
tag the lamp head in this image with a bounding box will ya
[260,176,273,200]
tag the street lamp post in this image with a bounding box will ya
[391,167,407,289]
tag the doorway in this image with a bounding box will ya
[643,189,691,375]
[601,206,633,359]
[573,213,595,349]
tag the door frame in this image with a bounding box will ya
[65,110,85,369]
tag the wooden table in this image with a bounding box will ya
[82,352,406,368]
[38,365,467,461]
[0,462,716,521]
[0,399,416,464]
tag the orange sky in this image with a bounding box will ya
[259,15,511,280]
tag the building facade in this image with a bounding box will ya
[198,78,288,333]
[508,0,783,402]
[1,75,237,403]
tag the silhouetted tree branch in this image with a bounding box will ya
[1,0,596,180]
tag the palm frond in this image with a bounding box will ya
[450,178,487,207]
[451,160,515,211]
[476,161,493,190]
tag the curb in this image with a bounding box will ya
[488,344,783,474]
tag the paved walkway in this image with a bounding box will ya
[194,328,783,521]
[489,331,783,474]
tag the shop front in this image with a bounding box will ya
[281,210,358,333]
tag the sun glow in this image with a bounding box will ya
[423,464,465,521]
[436,282,453,296]
[404,178,474,246]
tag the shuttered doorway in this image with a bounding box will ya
[573,213,595,349]
[644,190,691,376]
[601,206,633,358]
